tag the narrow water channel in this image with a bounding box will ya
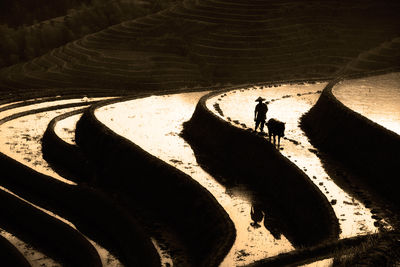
[206,82,386,239]
[95,92,294,266]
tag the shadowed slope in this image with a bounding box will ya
[1,0,399,93]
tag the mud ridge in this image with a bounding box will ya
[300,69,400,211]
[0,187,101,267]
[75,96,236,267]
[42,107,97,182]
[0,233,31,267]
[182,88,339,247]
[0,152,160,267]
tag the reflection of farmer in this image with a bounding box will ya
[250,205,264,228]
[254,97,268,132]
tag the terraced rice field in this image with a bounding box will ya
[1,0,399,92]
[205,82,392,238]
[0,97,124,266]
[0,0,399,266]
[0,76,398,266]
[333,72,400,135]
[94,92,294,266]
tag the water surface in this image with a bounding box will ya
[0,98,123,266]
[95,92,294,266]
[206,83,382,238]
[333,72,400,135]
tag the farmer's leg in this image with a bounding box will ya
[255,119,260,131]
[260,120,265,132]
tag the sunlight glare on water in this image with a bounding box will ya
[206,83,379,238]
[0,107,83,185]
[54,113,82,144]
[333,72,400,135]
[95,92,294,266]
[0,98,123,267]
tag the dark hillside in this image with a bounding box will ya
[0,0,399,95]
[0,0,91,27]
[0,0,177,69]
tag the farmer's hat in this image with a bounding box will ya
[255,96,265,102]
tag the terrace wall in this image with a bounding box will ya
[0,152,160,267]
[0,232,33,267]
[182,90,339,247]
[75,97,236,267]
[301,74,400,209]
[42,108,93,183]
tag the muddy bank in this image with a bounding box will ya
[42,108,94,182]
[0,187,101,267]
[0,152,160,267]
[0,234,31,267]
[75,97,235,267]
[182,90,339,247]
[300,74,400,210]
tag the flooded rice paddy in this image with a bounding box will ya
[95,92,294,266]
[333,72,400,135]
[0,106,84,184]
[0,74,397,266]
[206,82,384,239]
[54,112,83,145]
[0,97,123,267]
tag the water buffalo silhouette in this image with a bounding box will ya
[266,118,285,146]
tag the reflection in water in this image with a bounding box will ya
[333,72,400,135]
[95,92,294,266]
[250,205,263,228]
[207,83,381,238]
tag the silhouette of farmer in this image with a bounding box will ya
[254,97,268,132]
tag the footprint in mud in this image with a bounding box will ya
[213,103,224,116]
[308,148,318,154]
[169,159,183,165]
[236,249,250,261]
[286,138,299,145]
